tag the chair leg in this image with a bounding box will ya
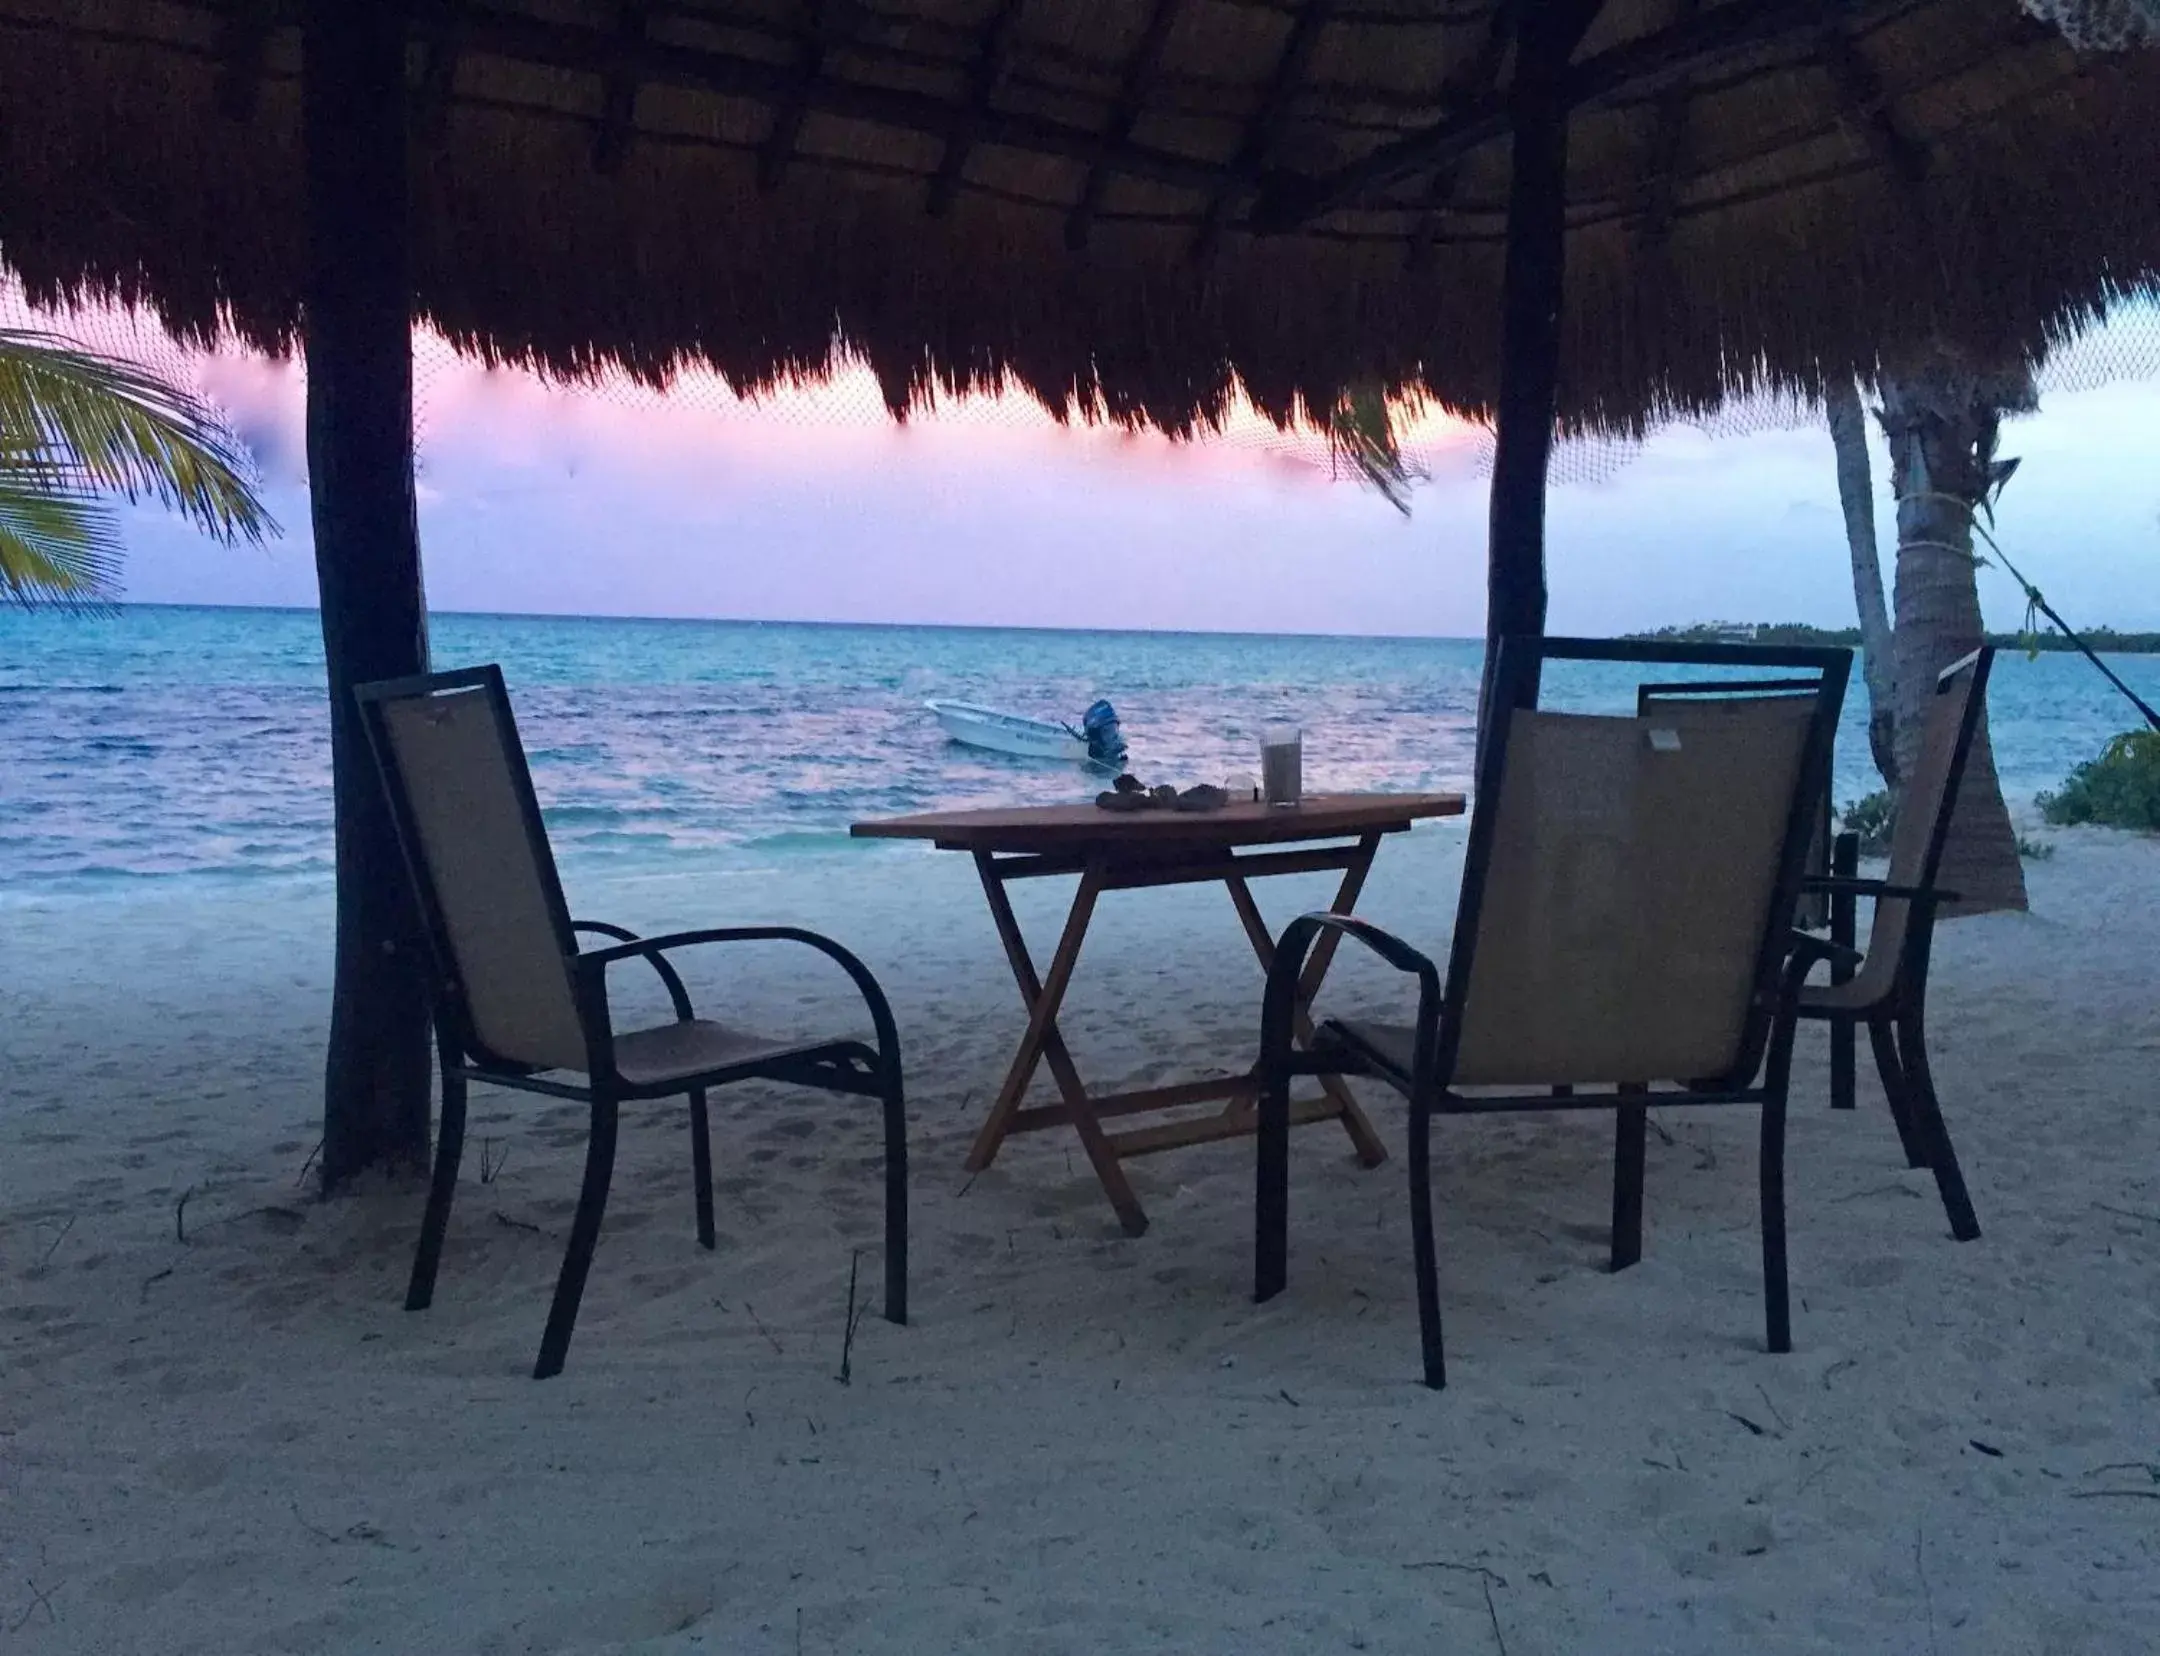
[1611,1098,1646,1272]
[688,1089,716,1251]
[405,1052,467,1312]
[1829,1014,1856,1112]
[881,1065,909,1326]
[1895,1016,1981,1242]
[533,1095,620,1380]
[1407,1103,1445,1390]
[1829,837,1858,1110]
[1759,1092,1792,1355]
[1254,1056,1292,1303]
[1866,1018,1931,1170]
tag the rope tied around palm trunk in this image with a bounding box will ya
[1894,485,2160,733]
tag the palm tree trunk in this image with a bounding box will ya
[1482,4,1600,732]
[306,1,434,1188]
[1879,367,2029,915]
[1826,378,1897,789]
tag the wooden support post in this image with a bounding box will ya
[1481,2,1601,729]
[759,4,828,193]
[1066,0,1184,251]
[927,0,1029,217]
[1192,0,1333,263]
[1405,6,1515,271]
[215,0,275,122]
[592,0,652,175]
[305,0,434,1189]
[412,42,460,145]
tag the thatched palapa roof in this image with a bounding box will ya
[3,0,2157,432]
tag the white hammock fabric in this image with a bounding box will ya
[2020,0,2160,49]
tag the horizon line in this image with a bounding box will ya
[85,599,1494,647]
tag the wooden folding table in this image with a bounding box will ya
[851,793,1464,1234]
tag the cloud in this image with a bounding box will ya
[194,356,307,485]
[15,281,2160,633]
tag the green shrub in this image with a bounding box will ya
[1842,788,2056,857]
[1841,790,1896,857]
[2037,730,2160,832]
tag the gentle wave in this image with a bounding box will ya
[737,829,878,855]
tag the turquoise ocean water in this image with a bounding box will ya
[2,605,2152,894]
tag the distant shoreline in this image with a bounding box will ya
[24,604,2160,654]
[1625,622,2160,655]
[73,601,1484,648]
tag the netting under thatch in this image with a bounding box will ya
[3,1,2158,438]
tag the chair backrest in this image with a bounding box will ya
[356,666,589,1073]
[1442,639,1848,1090]
[1844,648,1994,1002]
[1637,677,1835,928]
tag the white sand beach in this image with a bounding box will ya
[3,819,2158,1654]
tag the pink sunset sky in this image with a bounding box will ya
[38,294,2160,638]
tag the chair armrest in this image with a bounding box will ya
[572,920,693,1021]
[1730,930,1861,1098]
[1785,929,1862,974]
[573,926,900,1064]
[1262,913,1442,1086]
[1283,914,1442,987]
[1800,876,1954,905]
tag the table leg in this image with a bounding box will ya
[968,854,1149,1236]
[1224,833,1389,1168]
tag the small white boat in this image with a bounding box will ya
[926,699,1126,767]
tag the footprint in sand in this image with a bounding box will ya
[245,1279,326,1321]
[98,1553,225,1609]
[0,1302,71,1327]
[625,1264,704,1297]
[472,1569,717,1656]
[1654,1506,1777,1578]
[154,1365,243,1399]
[1842,1256,1906,1288]
[153,1447,231,1493]
[536,1128,589,1149]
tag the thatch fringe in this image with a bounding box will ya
[2,0,2156,434]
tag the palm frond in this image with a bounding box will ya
[0,329,278,546]
[0,472,124,607]
[1324,385,1423,517]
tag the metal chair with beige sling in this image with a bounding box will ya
[355,665,907,1378]
[1797,650,1992,1244]
[1252,637,1850,1388]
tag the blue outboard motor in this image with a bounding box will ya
[1081,699,1127,768]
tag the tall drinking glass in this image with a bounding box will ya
[1261,725,1302,807]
